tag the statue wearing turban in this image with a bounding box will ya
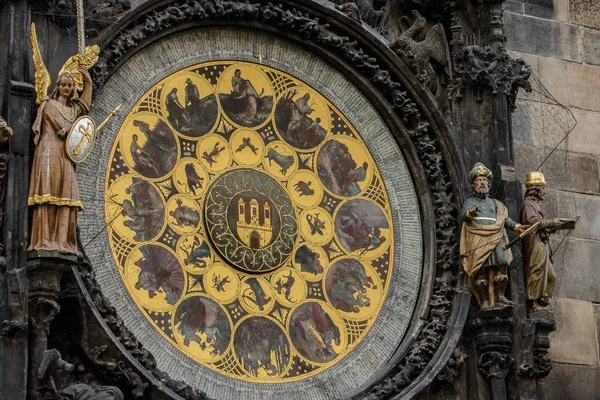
[460,163,529,310]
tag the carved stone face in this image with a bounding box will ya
[473,176,490,196]
[58,75,75,99]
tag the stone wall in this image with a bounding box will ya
[505,1,600,398]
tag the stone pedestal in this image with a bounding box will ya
[518,311,556,400]
[471,306,514,400]
[26,257,75,400]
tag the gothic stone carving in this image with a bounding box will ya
[471,307,514,380]
[449,44,532,107]
[518,312,556,379]
[389,10,452,98]
[91,0,463,398]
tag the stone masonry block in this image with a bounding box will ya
[553,0,570,22]
[505,13,581,62]
[537,56,570,106]
[567,192,600,240]
[559,237,600,302]
[512,102,532,145]
[568,58,600,111]
[524,4,554,19]
[571,0,600,30]
[546,363,600,400]
[549,298,599,365]
[568,108,600,154]
[569,153,600,194]
[515,144,599,194]
[583,28,600,66]
[596,304,600,368]
[504,1,523,14]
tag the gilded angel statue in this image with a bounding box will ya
[28,23,99,257]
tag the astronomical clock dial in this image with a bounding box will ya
[105,60,396,383]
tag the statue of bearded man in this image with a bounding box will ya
[460,163,529,310]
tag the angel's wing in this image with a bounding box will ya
[58,45,100,93]
[30,23,51,106]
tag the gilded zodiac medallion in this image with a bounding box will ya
[105,60,395,383]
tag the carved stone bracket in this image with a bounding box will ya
[449,44,532,106]
[471,306,514,399]
[518,311,556,379]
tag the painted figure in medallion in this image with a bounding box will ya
[220,69,273,127]
[234,317,290,378]
[520,172,576,312]
[175,296,231,356]
[164,76,218,137]
[317,140,369,197]
[460,163,529,310]
[130,119,177,178]
[28,24,99,256]
[275,91,327,149]
[289,302,341,363]
[326,259,375,313]
[181,236,211,269]
[120,178,164,242]
[165,88,188,129]
[170,198,200,229]
[134,245,184,305]
[295,245,324,276]
[335,200,388,255]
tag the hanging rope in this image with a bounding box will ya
[75,0,85,54]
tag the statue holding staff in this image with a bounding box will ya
[520,172,577,312]
[460,163,530,310]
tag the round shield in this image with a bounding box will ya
[66,116,97,163]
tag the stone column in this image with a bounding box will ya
[26,258,73,400]
[471,307,514,400]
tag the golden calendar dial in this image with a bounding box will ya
[105,61,395,382]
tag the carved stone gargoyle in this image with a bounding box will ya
[389,10,452,99]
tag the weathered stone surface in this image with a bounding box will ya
[546,363,600,400]
[568,61,600,111]
[549,298,599,365]
[567,192,600,240]
[524,4,554,19]
[554,0,570,22]
[505,1,524,14]
[571,0,600,30]
[568,109,600,154]
[595,304,600,366]
[559,237,600,302]
[505,13,582,62]
[512,103,533,145]
[583,28,600,66]
[569,154,600,193]
[537,56,570,106]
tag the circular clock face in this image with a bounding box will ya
[104,61,396,383]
